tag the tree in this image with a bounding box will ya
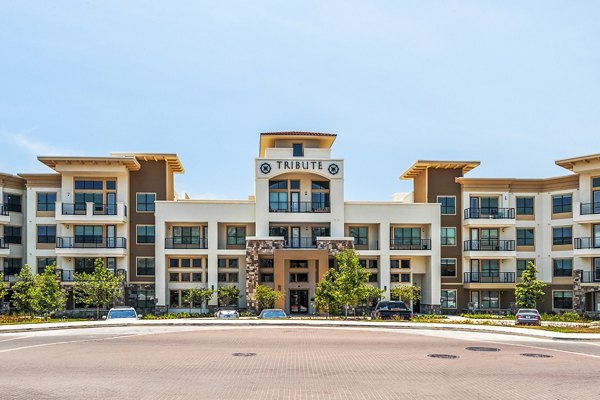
[183,288,215,312]
[254,284,284,310]
[0,272,8,302]
[332,249,371,318]
[217,286,240,307]
[33,265,67,316]
[11,265,37,315]
[314,270,340,318]
[74,258,125,319]
[390,285,421,313]
[515,261,547,309]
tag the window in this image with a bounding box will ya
[290,273,308,282]
[438,196,456,215]
[553,258,573,277]
[593,177,600,188]
[517,259,534,278]
[137,225,155,244]
[553,226,572,245]
[441,259,457,277]
[227,226,246,245]
[311,181,330,209]
[37,192,56,212]
[4,226,22,244]
[516,197,534,215]
[37,257,57,274]
[392,227,421,246]
[37,225,56,244]
[481,291,499,309]
[74,258,96,274]
[218,272,238,283]
[401,273,411,283]
[390,259,410,269]
[218,258,239,268]
[260,273,274,283]
[311,227,329,240]
[75,225,103,243]
[3,258,22,275]
[290,260,308,269]
[441,290,457,309]
[401,259,410,269]
[480,259,499,277]
[75,180,103,190]
[516,228,535,246]
[293,143,303,157]
[136,258,155,276]
[259,258,274,268]
[172,226,203,245]
[3,193,22,212]
[552,194,572,214]
[359,259,367,268]
[441,227,456,246]
[368,273,378,283]
[136,193,156,212]
[553,291,573,309]
[349,227,368,246]
[369,259,378,269]
[391,274,400,282]
[390,260,399,269]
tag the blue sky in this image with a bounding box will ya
[1,1,599,200]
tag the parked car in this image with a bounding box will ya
[258,309,288,319]
[515,309,541,326]
[214,309,240,319]
[103,306,140,320]
[370,301,412,320]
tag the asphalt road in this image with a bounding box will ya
[0,325,599,400]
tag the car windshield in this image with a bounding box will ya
[108,309,137,319]
[262,310,286,318]
[379,302,407,310]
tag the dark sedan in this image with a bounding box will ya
[515,309,541,326]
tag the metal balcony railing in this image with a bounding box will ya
[389,238,431,250]
[61,203,124,216]
[464,272,516,283]
[0,238,8,249]
[463,240,515,251]
[283,237,318,248]
[580,202,600,215]
[0,205,8,216]
[574,237,600,249]
[56,237,127,249]
[464,208,515,219]
[582,271,600,283]
[269,201,330,213]
[165,237,208,249]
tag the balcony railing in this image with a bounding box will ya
[269,201,330,213]
[389,239,431,250]
[56,268,124,282]
[61,203,125,216]
[0,205,8,216]
[463,240,515,251]
[574,237,600,249]
[580,202,600,215]
[56,237,127,249]
[582,271,600,283]
[283,237,317,248]
[464,272,516,283]
[464,208,515,219]
[165,237,208,249]
[0,238,8,249]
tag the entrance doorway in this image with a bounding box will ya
[289,290,309,314]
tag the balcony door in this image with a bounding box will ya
[291,191,300,213]
[594,225,600,248]
[470,229,479,250]
[291,227,301,248]
[594,258,600,282]
[106,192,116,215]
[106,225,116,248]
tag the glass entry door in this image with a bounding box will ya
[289,290,309,314]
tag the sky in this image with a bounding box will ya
[1,1,599,201]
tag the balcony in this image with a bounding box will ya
[165,237,208,253]
[55,202,127,224]
[573,237,600,257]
[55,237,127,257]
[574,202,600,224]
[283,237,318,249]
[463,272,516,287]
[582,271,600,284]
[269,201,330,213]
[389,239,431,251]
[0,238,8,256]
[463,240,516,259]
[57,268,126,283]
[463,208,515,227]
[0,205,9,224]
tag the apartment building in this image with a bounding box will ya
[1,132,599,315]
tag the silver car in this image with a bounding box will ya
[214,309,240,319]
[515,309,541,326]
[103,307,140,320]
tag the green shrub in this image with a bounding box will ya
[240,311,257,317]
[410,314,448,322]
[460,313,513,320]
[541,312,589,323]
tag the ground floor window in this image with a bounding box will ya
[480,291,499,309]
[133,289,155,310]
[553,291,573,310]
[441,290,457,309]
[391,273,410,283]
[218,272,239,283]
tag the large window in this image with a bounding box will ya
[3,193,22,212]
[552,194,572,214]
[481,291,500,309]
[517,259,534,278]
[553,258,573,277]
[172,226,204,244]
[441,290,457,309]
[136,257,155,276]
[349,226,369,246]
[480,259,499,277]
[37,192,56,212]
[441,259,457,277]
[516,197,534,215]
[392,227,421,246]
[516,228,535,246]
[438,196,456,215]
[311,181,330,208]
[37,257,56,274]
[269,180,288,211]
[553,291,573,309]
[75,225,103,243]
[136,193,156,212]
[4,226,22,244]
[441,227,456,246]
[136,225,155,244]
[3,258,22,275]
[553,226,572,246]
[37,225,56,244]
[227,226,246,245]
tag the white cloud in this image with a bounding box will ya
[0,128,82,156]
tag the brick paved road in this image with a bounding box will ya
[0,326,599,400]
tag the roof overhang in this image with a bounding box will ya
[111,153,184,173]
[38,156,141,172]
[259,132,336,157]
[555,153,600,171]
[400,160,480,180]
[456,175,578,192]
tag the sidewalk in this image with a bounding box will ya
[1,318,600,340]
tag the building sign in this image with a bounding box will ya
[259,161,340,176]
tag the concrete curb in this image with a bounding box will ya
[1,320,600,341]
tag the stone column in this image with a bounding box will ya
[573,269,586,314]
[245,239,284,310]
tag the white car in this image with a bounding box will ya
[214,309,240,319]
[103,307,141,320]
